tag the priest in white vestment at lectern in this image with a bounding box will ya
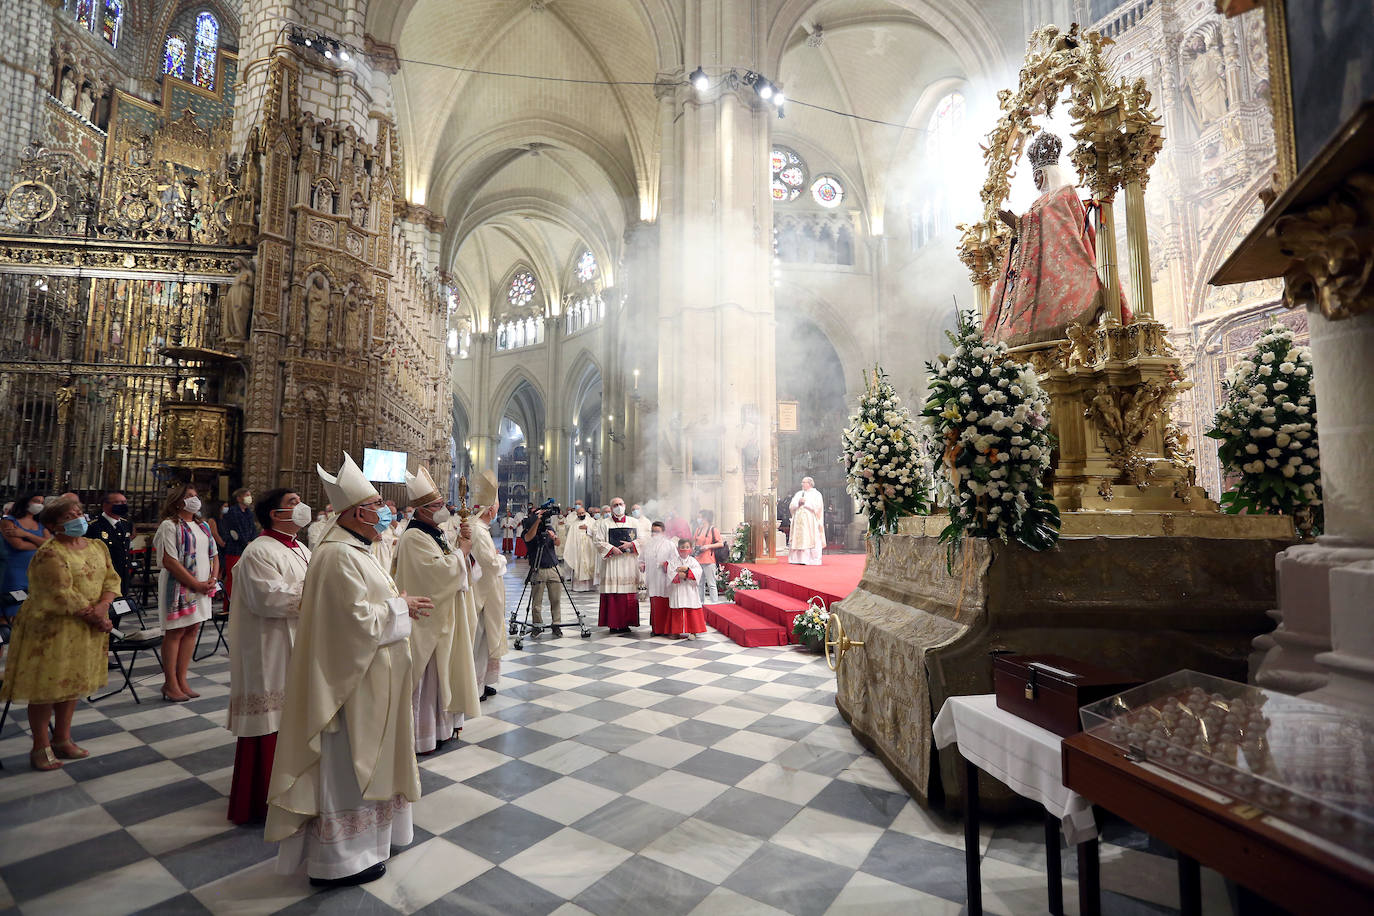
[788,477,826,566]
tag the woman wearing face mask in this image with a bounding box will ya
[153,483,220,701]
[0,497,118,770]
[2,492,53,616]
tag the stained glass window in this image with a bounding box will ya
[770,147,807,203]
[164,37,188,79]
[101,0,122,46]
[576,250,597,283]
[811,175,844,208]
[193,12,219,90]
[508,270,536,308]
[927,92,966,161]
[75,0,94,30]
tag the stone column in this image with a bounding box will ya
[0,0,54,181]
[655,1,776,528]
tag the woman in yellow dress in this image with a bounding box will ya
[0,497,119,770]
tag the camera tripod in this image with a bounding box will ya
[508,522,590,649]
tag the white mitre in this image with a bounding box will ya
[316,452,378,511]
[471,468,499,509]
[405,465,441,508]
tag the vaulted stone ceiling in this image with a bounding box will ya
[367,0,1026,331]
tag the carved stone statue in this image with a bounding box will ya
[77,86,96,122]
[223,258,255,341]
[985,132,1130,348]
[1183,33,1229,129]
[59,72,77,110]
[306,274,330,346]
[343,287,363,348]
[350,193,368,227]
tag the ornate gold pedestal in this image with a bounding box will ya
[1027,318,1213,511]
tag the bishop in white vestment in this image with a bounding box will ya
[228,488,312,825]
[393,466,480,754]
[266,454,431,888]
[565,508,598,590]
[788,477,826,565]
[467,470,508,697]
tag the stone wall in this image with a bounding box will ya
[0,0,55,181]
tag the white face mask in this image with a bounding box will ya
[290,502,312,528]
[431,507,451,525]
[27,501,44,516]
[183,496,202,514]
[242,495,253,506]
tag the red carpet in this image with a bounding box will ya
[724,554,866,607]
[707,554,867,648]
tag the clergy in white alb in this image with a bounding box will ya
[595,498,641,632]
[565,508,598,590]
[393,465,480,754]
[265,453,431,888]
[641,521,674,635]
[788,477,826,565]
[467,470,508,697]
[227,487,312,825]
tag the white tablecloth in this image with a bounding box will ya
[933,693,1098,844]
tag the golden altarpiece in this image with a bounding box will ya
[825,26,1296,809]
[0,49,450,519]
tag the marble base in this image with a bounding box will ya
[1304,557,1374,713]
[831,517,1294,811]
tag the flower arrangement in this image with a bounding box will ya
[723,568,760,602]
[1206,323,1321,535]
[792,598,829,650]
[922,310,1060,562]
[730,523,751,563]
[840,366,930,536]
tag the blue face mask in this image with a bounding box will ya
[63,516,89,538]
[371,504,393,534]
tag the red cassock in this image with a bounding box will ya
[513,535,527,558]
[649,596,671,635]
[984,184,1130,348]
[227,733,277,824]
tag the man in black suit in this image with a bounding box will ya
[86,490,132,595]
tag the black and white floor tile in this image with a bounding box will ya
[0,567,1236,915]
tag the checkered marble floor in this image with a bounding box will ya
[0,566,1236,915]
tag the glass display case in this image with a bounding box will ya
[1080,670,1374,866]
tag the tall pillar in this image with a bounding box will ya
[655,2,776,528]
[0,0,55,181]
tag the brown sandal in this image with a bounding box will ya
[30,747,62,771]
[52,740,90,760]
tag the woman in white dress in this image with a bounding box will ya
[153,484,219,701]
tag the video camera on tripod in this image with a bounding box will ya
[529,499,560,532]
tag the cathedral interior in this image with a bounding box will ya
[0,0,1371,914]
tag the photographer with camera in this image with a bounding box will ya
[521,500,564,637]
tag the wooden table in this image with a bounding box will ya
[1062,730,1374,915]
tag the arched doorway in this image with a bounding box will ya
[497,379,545,510]
[775,313,852,546]
[567,361,602,507]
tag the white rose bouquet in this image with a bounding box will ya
[922,310,1060,562]
[840,366,931,537]
[1206,323,1321,535]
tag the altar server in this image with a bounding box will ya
[266,454,431,888]
[641,521,673,635]
[788,477,827,565]
[666,538,706,639]
[499,509,517,554]
[228,488,312,825]
[564,505,598,591]
[595,497,641,633]
[393,465,480,754]
[467,470,507,698]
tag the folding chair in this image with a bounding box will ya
[193,605,230,660]
[90,597,164,704]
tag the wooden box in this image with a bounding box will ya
[993,654,1139,737]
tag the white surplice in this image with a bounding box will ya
[788,488,826,565]
[668,556,704,610]
[266,525,418,881]
[641,534,675,600]
[228,532,311,737]
[594,517,640,594]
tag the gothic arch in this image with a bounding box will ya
[488,368,548,444]
[142,0,240,82]
[562,351,604,425]
[1188,173,1281,324]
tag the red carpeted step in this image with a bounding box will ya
[703,603,789,648]
[734,589,808,631]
